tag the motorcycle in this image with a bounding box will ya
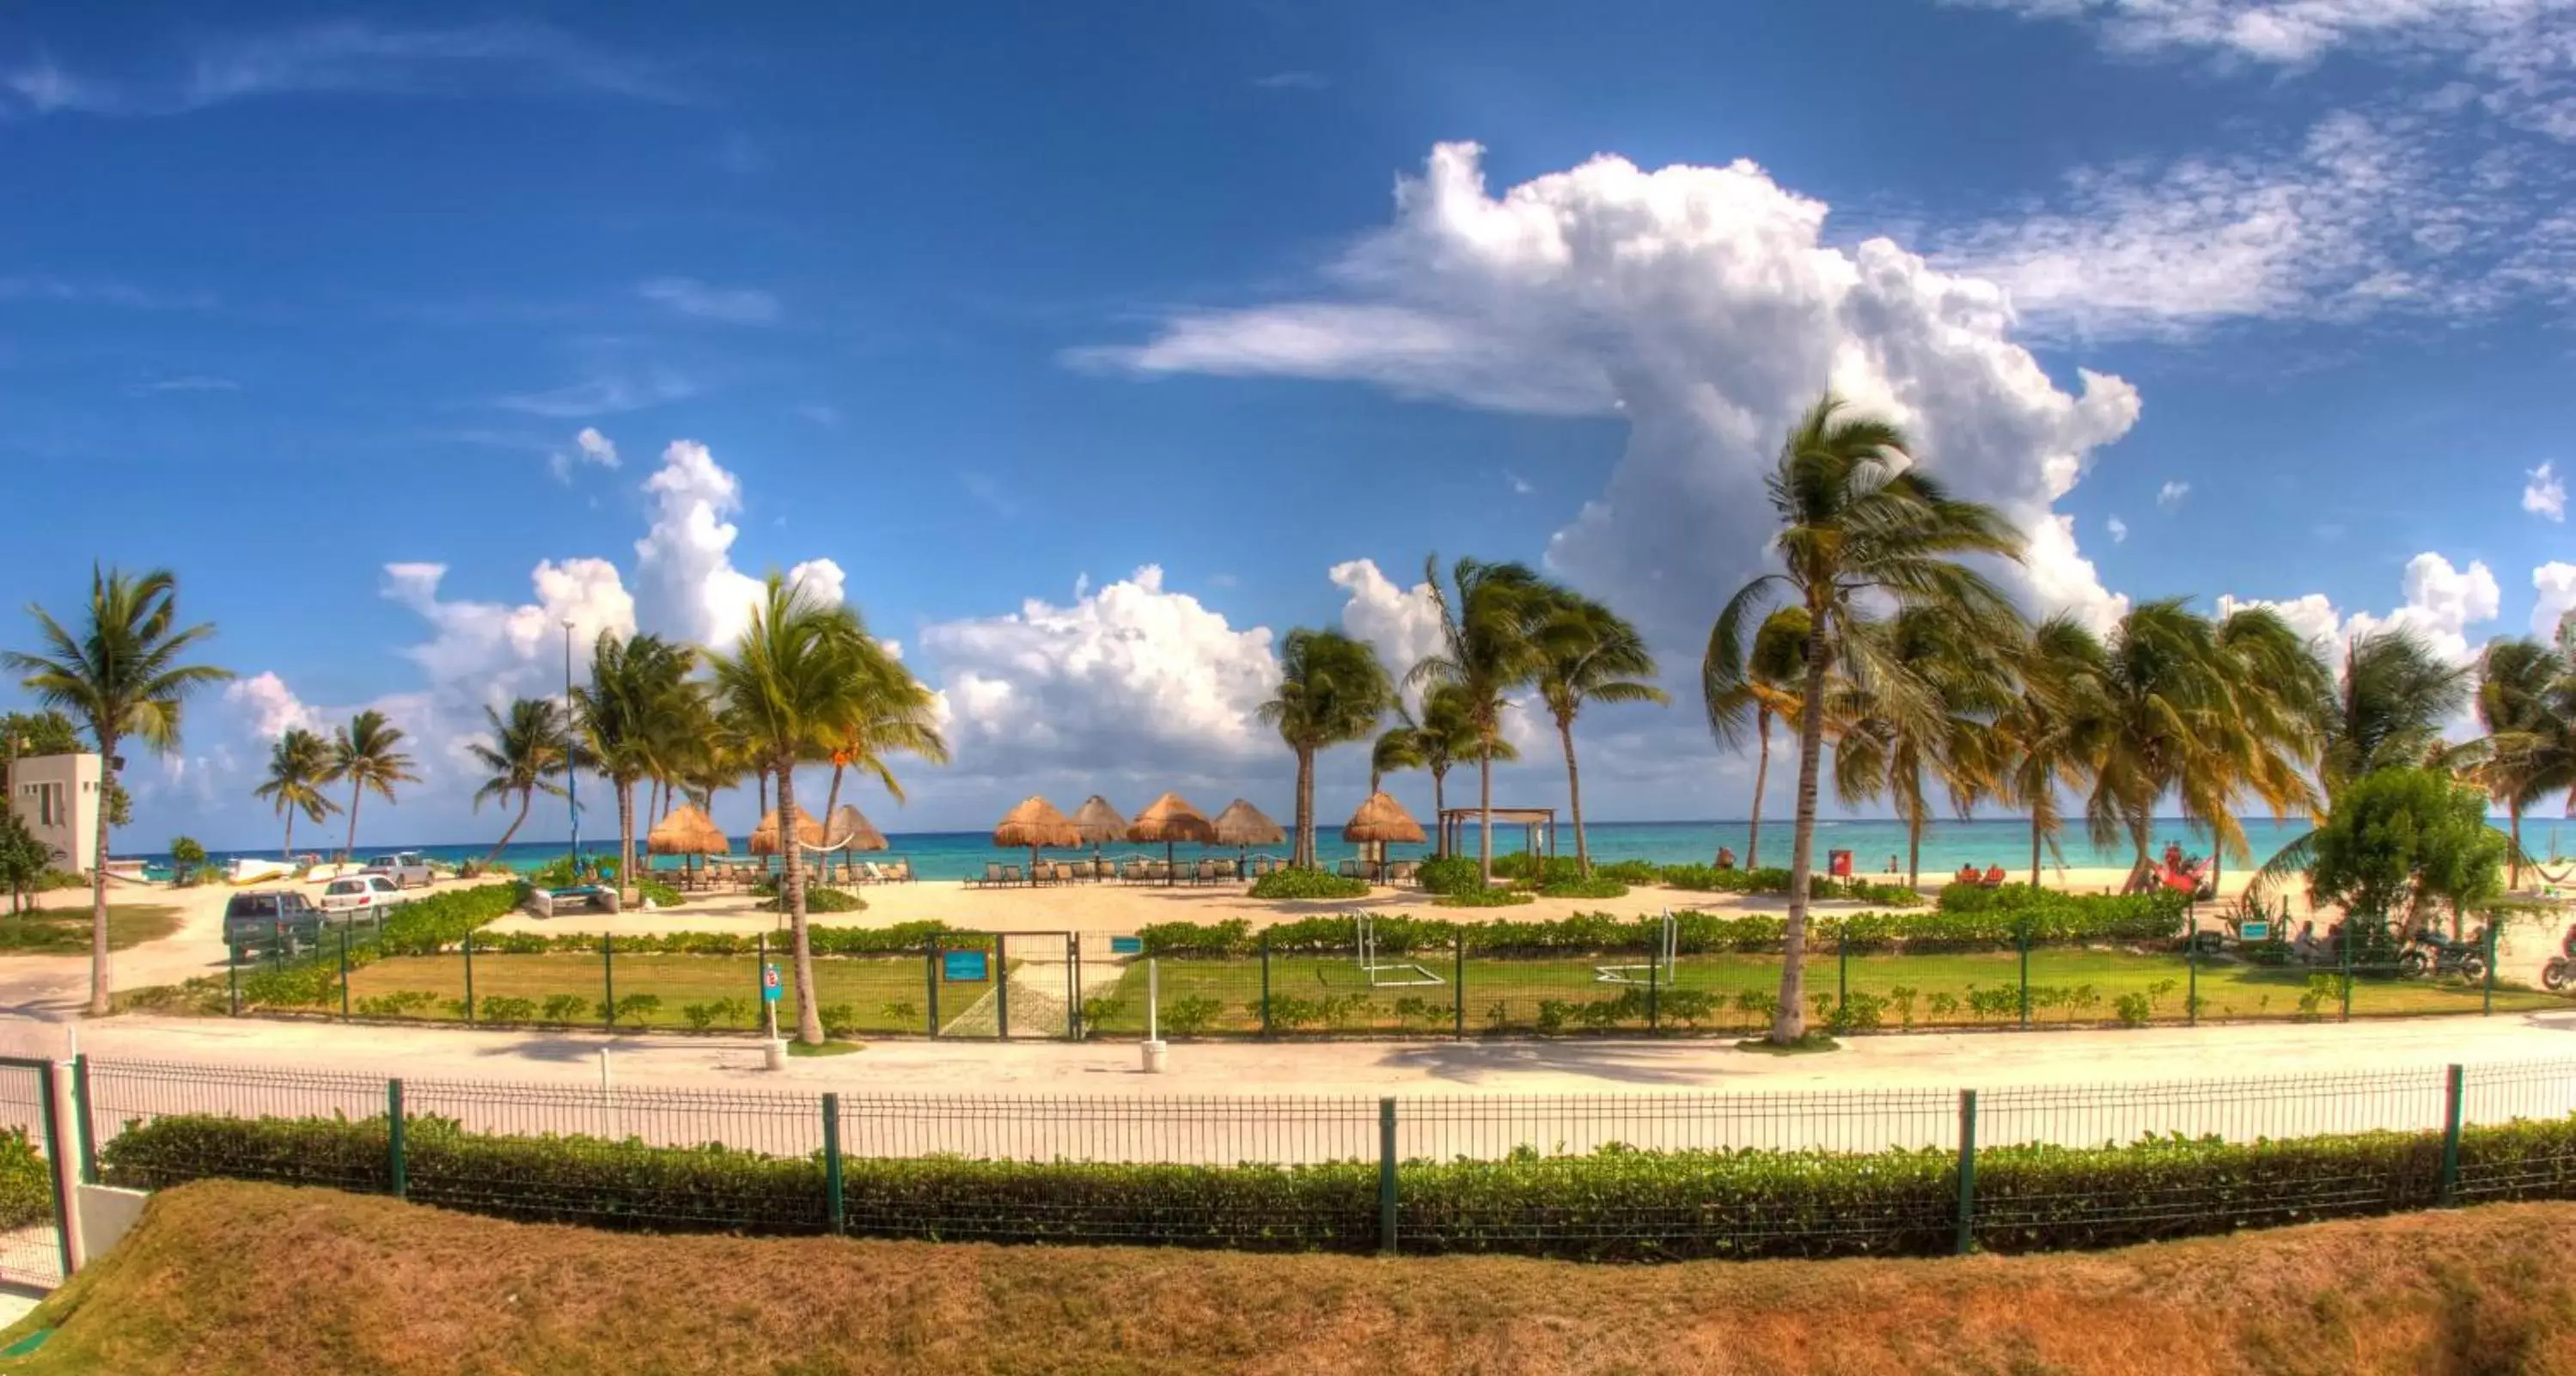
[2398,926,2491,983]
[2542,926,2576,993]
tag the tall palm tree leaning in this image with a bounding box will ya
[467,698,572,863]
[253,727,339,864]
[325,709,418,862]
[1260,628,1393,870]
[1704,394,2025,1045]
[1370,706,1423,798]
[818,638,949,822]
[1381,685,1515,858]
[2475,636,2575,889]
[1831,603,2017,889]
[575,632,698,904]
[1990,615,2109,887]
[1703,607,1810,870]
[1536,595,1667,876]
[1410,556,1560,888]
[711,572,900,1045]
[4,566,231,1016]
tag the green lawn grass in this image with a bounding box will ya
[333,951,975,1035]
[1090,946,2564,1037]
[0,903,184,955]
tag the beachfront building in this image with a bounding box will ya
[9,752,101,875]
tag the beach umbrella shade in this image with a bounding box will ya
[1210,798,1285,869]
[994,796,1081,884]
[1129,792,1218,886]
[815,804,888,881]
[645,804,728,856]
[1070,795,1131,873]
[1342,792,1426,882]
[749,806,824,857]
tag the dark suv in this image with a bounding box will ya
[223,890,325,956]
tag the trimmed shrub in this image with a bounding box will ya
[0,1127,52,1231]
[1413,856,1483,896]
[1248,868,1370,901]
[636,878,684,908]
[1435,889,1537,908]
[1538,877,1630,899]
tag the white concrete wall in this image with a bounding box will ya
[9,753,99,875]
[73,1185,147,1263]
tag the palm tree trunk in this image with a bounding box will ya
[1559,714,1590,878]
[1291,747,1315,869]
[824,762,845,823]
[1431,767,1448,858]
[1478,732,1497,890]
[1906,803,1921,890]
[2030,814,2042,890]
[89,745,116,1018]
[2512,801,2524,890]
[757,768,770,820]
[616,780,638,906]
[1776,622,1833,1044]
[283,808,296,865]
[490,792,532,863]
[345,784,363,861]
[779,763,823,1043]
[1748,715,1770,870]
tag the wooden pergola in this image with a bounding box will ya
[1436,806,1557,860]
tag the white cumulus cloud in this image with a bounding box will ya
[2533,561,2576,643]
[632,439,843,650]
[2525,461,2567,521]
[223,671,322,739]
[2157,480,2191,510]
[547,425,620,483]
[2107,514,2128,542]
[1082,142,2145,639]
[2220,551,2500,667]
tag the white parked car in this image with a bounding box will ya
[319,873,406,917]
[363,852,434,889]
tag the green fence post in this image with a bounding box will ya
[1260,934,1273,1037]
[1377,1097,1398,1255]
[1954,1088,1977,1256]
[996,934,1010,1040]
[821,1092,845,1233]
[462,930,475,1025]
[2439,1063,2464,1206]
[1067,937,1084,1043]
[339,926,351,1021]
[2484,925,2497,1017]
[2341,927,2353,1023]
[2187,930,2199,1026]
[2017,919,2030,1028]
[35,1061,70,1280]
[602,933,616,1033]
[926,939,941,1037]
[228,940,241,1017]
[1648,939,1661,1033]
[387,1079,408,1199]
[70,1055,95,1185]
[1838,925,1848,1010]
[1453,936,1466,1039]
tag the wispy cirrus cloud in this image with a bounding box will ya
[496,370,698,419]
[1,20,684,119]
[638,277,782,326]
[1253,70,1330,90]
[124,375,239,396]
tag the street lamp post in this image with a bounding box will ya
[563,621,579,878]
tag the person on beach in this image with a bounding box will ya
[1714,847,1737,871]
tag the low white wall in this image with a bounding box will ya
[73,1185,148,1262]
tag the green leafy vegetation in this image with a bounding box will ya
[0,903,183,955]
[1249,867,1370,900]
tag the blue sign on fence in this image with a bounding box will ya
[2241,920,2272,943]
[1109,935,1142,956]
[943,951,990,982]
[761,963,783,1002]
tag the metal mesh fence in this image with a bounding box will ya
[2457,1059,2576,1202]
[0,1062,62,1290]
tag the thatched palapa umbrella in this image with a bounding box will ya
[994,796,1080,884]
[1070,795,1130,877]
[1129,792,1217,886]
[645,804,729,881]
[1342,792,1425,883]
[748,808,823,878]
[816,805,888,882]
[1210,798,1284,871]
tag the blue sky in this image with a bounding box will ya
[6,1,2575,851]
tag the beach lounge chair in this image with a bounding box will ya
[1002,863,1025,885]
[977,861,1004,889]
[886,859,913,883]
[1337,859,1364,880]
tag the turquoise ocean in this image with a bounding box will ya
[129,816,2576,884]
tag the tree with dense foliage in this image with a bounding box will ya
[1408,557,1562,888]
[325,709,418,862]
[0,710,82,798]
[2320,627,2470,798]
[467,699,573,863]
[1535,595,1667,877]
[166,835,207,885]
[1832,604,2018,888]
[0,809,45,913]
[1987,615,2110,887]
[711,573,900,1044]
[1702,606,1810,870]
[253,728,339,864]
[2472,636,2575,889]
[3,566,231,1014]
[1705,394,2024,1044]
[1378,684,1514,859]
[1261,629,1394,870]
[2307,767,2506,938]
[574,633,698,903]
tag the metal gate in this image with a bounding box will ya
[933,933,1081,1039]
[0,1059,70,1292]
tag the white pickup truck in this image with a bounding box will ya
[363,852,435,889]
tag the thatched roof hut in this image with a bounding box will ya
[821,805,888,853]
[644,804,729,856]
[993,796,1081,850]
[1210,798,1284,849]
[748,806,823,856]
[1341,792,1425,845]
[1128,792,1217,845]
[1070,795,1131,848]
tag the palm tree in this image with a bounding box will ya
[819,639,949,820]
[1370,711,1423,798]
[253,727,339,863]
[2475,636,2576,889]
[467,698,571,863]
[1536,595,1668,876]
[2320,627,2469,798]
[326,710,418,860]
[1259,628,1393,870]
[575,632,698,904]
[1831,604,2019,888]
[1990,615,2110,887]
[1395,684,1514,858]
[1408,556,1561,887]
[1704,394,2024,1044]
[4,566,231,1015]
[1703,607,1810,870]
[711,572,896,1044]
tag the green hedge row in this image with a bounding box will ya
[0,1127,51,1232]
[93,1109,2576,1261]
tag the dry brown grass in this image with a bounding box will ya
[18,1180,2576,1375]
